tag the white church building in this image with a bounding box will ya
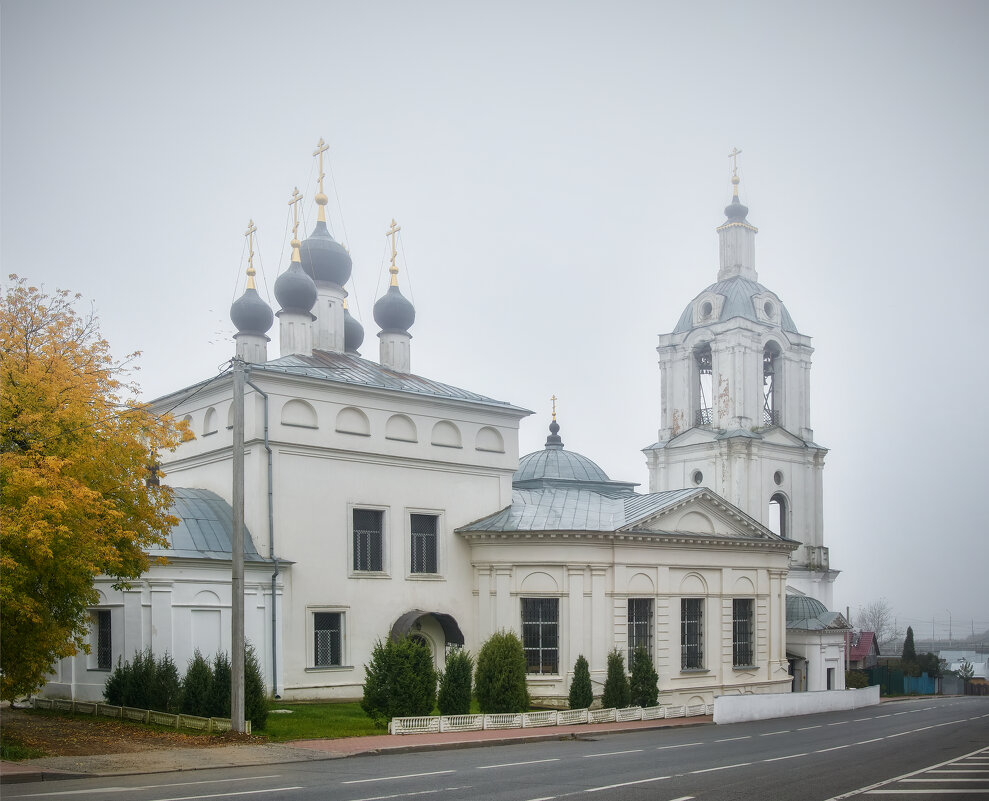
[45,154,848,705]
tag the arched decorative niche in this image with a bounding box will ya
[733,575,756,595]
[676,510,716,535]
[385,413,418,442]
[687,695,707,707]
[92,589,108,605]
[336,406,370,436]
[475,426,505,453]
[679,572,708,595]
[226,404,234,429]
[203,407,218,435]
[627,572,655,594]
[281,398,318,429]
[519,571,558,593]
[193,590,221,606]
[431,420,462,449]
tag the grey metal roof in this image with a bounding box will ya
[673,276,799,335]
[458,487,703,534]
[515,448,610,483]
[148,487,268,562]
[785,593,848,631]
[256,350,527,412]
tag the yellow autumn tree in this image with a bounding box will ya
[0,276,186,699]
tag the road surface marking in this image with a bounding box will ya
[11,777,284,797]
[344,770,456,785]
[141,790,303,801]
[816,744,851,753]
[760,730,789,737]
[351,788,471,801]
[853,718,872,722]
[478,759,560,770]
[764,753,808,762]
[583,749,643,758]
[828,721,849,726]
[715,736,751,742]
[657,742,702,750]
[855,738,883,745]
[585,775,670,792]
[865,791,989,794]
[690,762,752,774]
[797,725,822,730]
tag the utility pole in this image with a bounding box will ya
[231,357,246,733]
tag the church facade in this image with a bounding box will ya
[46,154,846,705]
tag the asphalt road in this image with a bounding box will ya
[7,696,988,801]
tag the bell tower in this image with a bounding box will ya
[643,155,837,606]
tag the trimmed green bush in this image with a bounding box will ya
[152,652,183,713]
[601,649,630,709]
[474,630,530,714]
[244,643,269,730]
[568,654,593,710]
[629,647,658,708]
[181,651,213,716]
[123,648,157,710]
[208,651,231,718]
[845,669,869,688]
[437,648,473,716]
[361,636,438,725]
[102,648,181,712]
[104,657,126,706]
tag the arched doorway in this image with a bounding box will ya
[390,610,465,670]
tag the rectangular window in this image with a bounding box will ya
[410,513,438,574]
[627,598,654,664]
[94,610,111,670]
[313,612,342,667]
[353,509,383,572]
[521,598,559,675]
[681,598,704,670]
[732,599,754,667]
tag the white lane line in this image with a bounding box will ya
[865,791,989,795]
[760,730,789,737]
[139,790,303,801]
[715,736,751,742]
[855,738,883,745]
[478,758,560,770]
[928,769,989,773]
[822,745,989,800]
[893,711,909,716]
[797,724,822,730]
[853,717,872,722]
[585,776,669,792]
[657,742,702,750]
[816,744,852,753]
[903,778,989,782]
[524,797,556,801]
[583,749,643,758]
[764,753,808,762]
[827,721,848,726]
[351,787,471,801]
[886,731,911,737]
[344,770,456,785]
[876,713,892,718]
[690,762,752,774]
[668,797,696,801]
[10,777,284,797]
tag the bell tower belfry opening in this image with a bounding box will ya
[644,155,837,606]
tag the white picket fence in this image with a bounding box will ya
[390,702,713,735]
[32,696,249,734]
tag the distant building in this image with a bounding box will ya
[848,630,880,670]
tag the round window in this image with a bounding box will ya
[764,301,775,319]
[774,470,784,486]
[701,301,713,319]
[692,470,703,485]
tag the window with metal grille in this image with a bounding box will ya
[681,598,704,670]
[627,598,654,664]
[95,610,111,670]
[733,599,754,666]
[314,612,342,667]
[521,598,559,674]
[410,513,438,574]
[353,509,383,571]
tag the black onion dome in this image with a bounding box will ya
[230,287,273,335]
[274,261,317,314]
[343,306,364,353]
[299,220,352,286]
[724,194,749,222]
[373,284,416,332]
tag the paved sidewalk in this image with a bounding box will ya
[0,715,710,784]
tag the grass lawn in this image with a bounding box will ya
[262,702,387,741]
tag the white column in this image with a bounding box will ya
[477,566,492,644]
[590,566,608,672]
[149,582,174,655]
[567,567,586,665]
[313,284,346,352]
[494,565,513,632]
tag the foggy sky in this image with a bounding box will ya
[3,1,987,634]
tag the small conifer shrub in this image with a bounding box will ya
[208,651,231,718]
[437,648,473,716]
[361,636,438,725]
[244,643,269,730]
[601,649,631,709]
[568,654,593,710]
[474,631,530,714]
[181,651,213,716]
[628,647,659,708]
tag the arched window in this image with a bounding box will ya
[694,344,713,427]
[763,342,781,426]
[768,492,789,539]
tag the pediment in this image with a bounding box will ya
[667,427,719,448]
[622,491,778,541]
[759,427,807,447]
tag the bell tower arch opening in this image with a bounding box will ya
[768,492,789,539]
[763,341,781,427]
[694,343,713,427]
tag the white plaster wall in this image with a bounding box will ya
[714,685,879,724]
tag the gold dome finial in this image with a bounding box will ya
[288,187,303,262]
[244,219,258,289]
[313,138,330,222]
[551,394,558,421]
[386,218,402,286]
[728,146,742,198]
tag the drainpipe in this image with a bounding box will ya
[246,375,279,699]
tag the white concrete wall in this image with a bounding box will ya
[714,685,879,724]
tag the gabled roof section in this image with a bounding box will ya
[849,631,880,661]
[148,487,270,562]
[245,350,528,414]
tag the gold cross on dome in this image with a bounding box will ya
[728,147,742,179]
[551,395,558,421]
[313,138,329,195]
[244,219,257,288]
[386,218,401,285]
[288,187,303,239]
